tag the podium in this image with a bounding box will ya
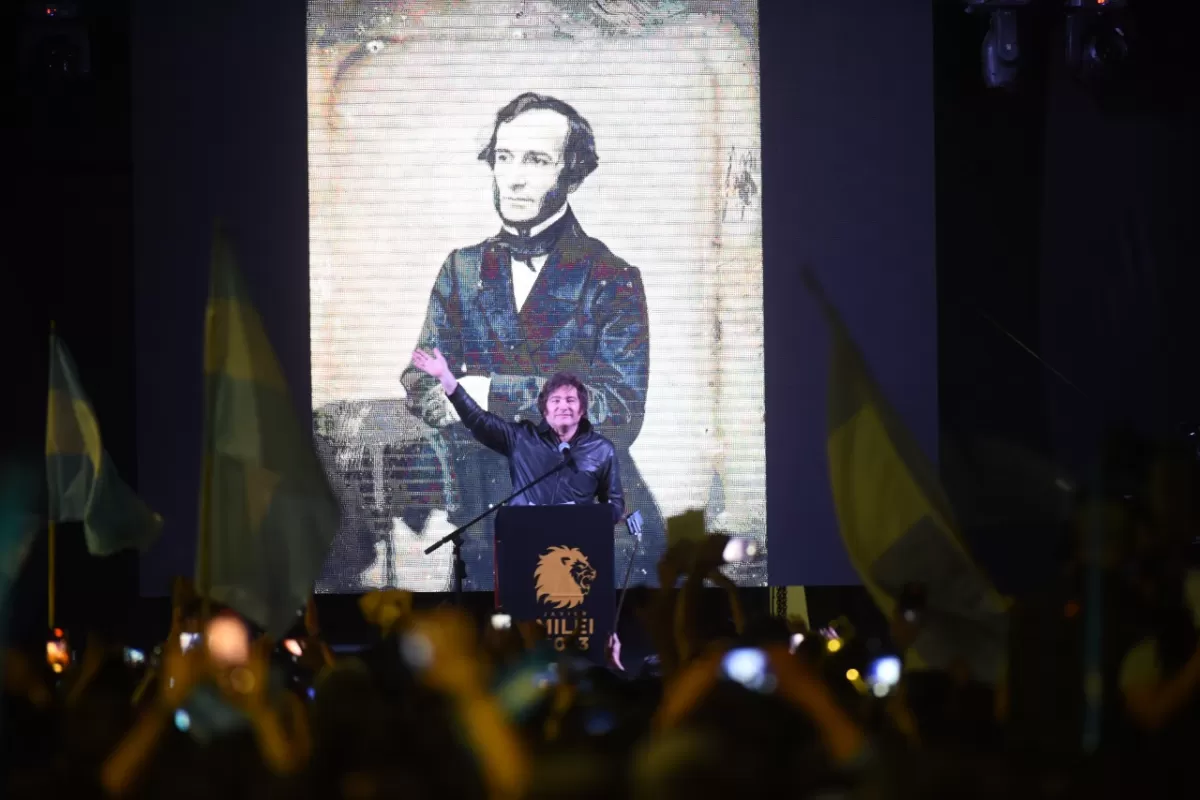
[495,505,615,661]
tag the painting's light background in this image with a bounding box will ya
[308,2,765,588]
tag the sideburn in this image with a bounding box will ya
[492,171,574,232]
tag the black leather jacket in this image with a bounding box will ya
[448,385,624,524]
[399,208,649,451]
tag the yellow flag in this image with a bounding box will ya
[46,334,161,555]
[810,272,1007,681]
[199,226,340,637]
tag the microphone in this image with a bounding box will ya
[557,441,572,463]
[624,510,644,539]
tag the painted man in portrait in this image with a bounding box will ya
[399,92,665,589]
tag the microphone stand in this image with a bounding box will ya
[424,456,574,604]
[612,535,640,634]
[613,511,644,635]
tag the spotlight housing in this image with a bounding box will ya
[965,0,1034,90]
[1065,0,1130,84]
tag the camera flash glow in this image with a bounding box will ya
[872,656,902,687]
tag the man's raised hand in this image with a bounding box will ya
[411,348,458,394]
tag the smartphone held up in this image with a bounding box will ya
[45,628,70,673]
[205,613,250,667]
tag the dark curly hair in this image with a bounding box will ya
[537,372,590,419]
[478,93,599,191]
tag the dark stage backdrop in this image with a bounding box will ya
[930,2,1200,593]
[1039,50,1200,481]
[132,0,936,595]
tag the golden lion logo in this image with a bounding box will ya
[534,546,597,609]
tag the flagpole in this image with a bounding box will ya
[199,277,214,624]
[198,248,214,625]
[48,319,57,631]
[199,454,212,623]
[47,521,56,629]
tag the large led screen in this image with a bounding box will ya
[306,1,765,591]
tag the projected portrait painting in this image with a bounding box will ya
[307,0,765,592]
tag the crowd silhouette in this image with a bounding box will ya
[2,435,1199,799]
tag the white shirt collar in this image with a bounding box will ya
[501,202,570,238]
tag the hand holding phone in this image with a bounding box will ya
[46,629,70,673]
[222,635,274,712]
[402,608,483,694]
[666,509,706,549]
[719,647,775,693]
[159,637,202,710]
[205,614,250,668]
[721,537,759,563]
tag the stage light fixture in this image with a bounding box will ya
[982,9,1021,88]
[19,1,89,82]
[965,1,1033,90]
[1065,0,1129,83]
[1083,23,1129,77]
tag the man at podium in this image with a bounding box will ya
[410,349,624,524]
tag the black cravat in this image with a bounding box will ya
[496,208,570,264]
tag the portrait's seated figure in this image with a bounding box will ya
[313,400,458,592]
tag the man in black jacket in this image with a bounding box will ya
[411,350,624,523]
[399,92,661,589]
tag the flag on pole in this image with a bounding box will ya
[808,271,1007,682]
[46,333,162,555]
[200,226,340,638]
